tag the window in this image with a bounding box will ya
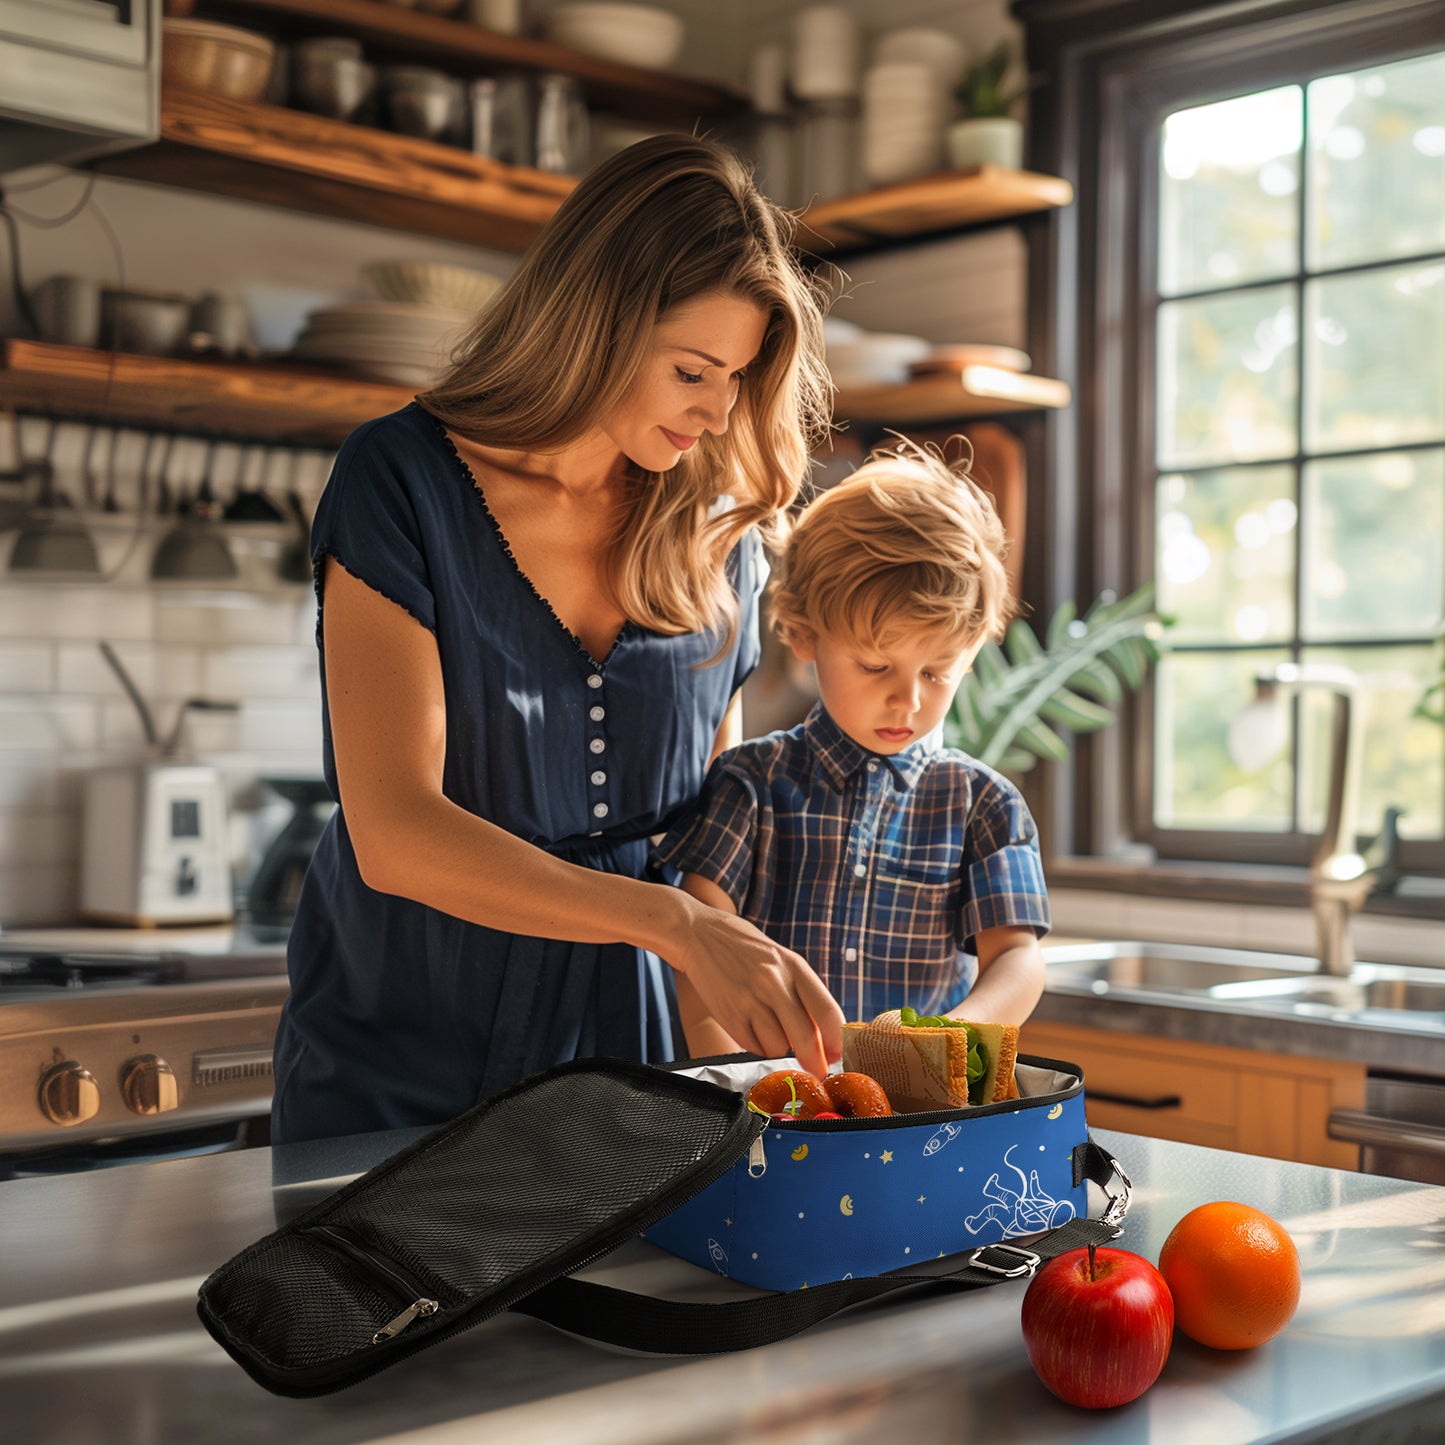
[1017,0,1445,878]
[1152,56,1444,851]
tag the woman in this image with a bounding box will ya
[271,135,844,1143]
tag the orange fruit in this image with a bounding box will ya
[1158,1201,1301,1350]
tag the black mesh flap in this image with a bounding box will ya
[197,1058,756,1395]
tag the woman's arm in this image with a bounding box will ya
[672,874,746,1058]
[949,924,1046,1026]
[323,557,841,1072]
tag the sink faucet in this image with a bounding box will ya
[1253,663,1394,977]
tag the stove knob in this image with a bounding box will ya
[38,1062,101,1127]
[122,1055,179,1116]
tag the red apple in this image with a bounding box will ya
[1020,1244,1174,1409]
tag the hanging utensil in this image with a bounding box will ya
[222,442,286,523]
[276,448,314,585]
[9,418,101,574]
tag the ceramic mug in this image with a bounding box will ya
[31,274,102,349]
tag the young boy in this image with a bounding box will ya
[654,441,1049,1058]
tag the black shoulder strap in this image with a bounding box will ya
[513,1140,1124,1356]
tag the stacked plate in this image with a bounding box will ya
[290,301,470,387]
[825,325,931,388]
[861,60,947,187]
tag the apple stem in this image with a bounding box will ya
[1088,1242,1097,1282]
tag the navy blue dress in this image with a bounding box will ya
[271,403,764,1143]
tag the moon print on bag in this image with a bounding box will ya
[1047,1103,1064,1119]
[791,1143,809,1160]
[839,1195,855,1216]
[963,1146,1076,1237]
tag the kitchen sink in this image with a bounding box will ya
[1043,941,1445,1026]
[1043,941,1318,994]
[1209,965,1445,1015]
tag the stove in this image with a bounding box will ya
[0,925,289,1169]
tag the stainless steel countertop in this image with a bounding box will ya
[1,1125,1442,1443]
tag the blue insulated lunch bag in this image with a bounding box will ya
[643,1055,1094,1290]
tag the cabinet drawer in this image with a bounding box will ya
[1024,1023,1239,1147]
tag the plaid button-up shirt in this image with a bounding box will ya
[654,704,1050,1022]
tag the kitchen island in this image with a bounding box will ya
[1,1121,1441,1444]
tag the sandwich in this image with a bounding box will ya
[841,1007,1019,1113]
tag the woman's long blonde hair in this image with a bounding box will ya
[419,134,833,643]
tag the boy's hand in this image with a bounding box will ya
[667,895,843,1078]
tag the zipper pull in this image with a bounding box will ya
[747,1132,767,1178]
[371,1298,439,1345]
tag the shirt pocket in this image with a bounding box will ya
[865,870,959,982]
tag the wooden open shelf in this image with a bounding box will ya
[798,166,1074,255]
[0,340,413,445]
[174,0,748,127]
[834,366,1071,425]
[0,342,1073,445]
[94,88,575,249]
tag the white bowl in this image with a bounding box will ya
[361,260,504,313]
[826,331,930,386]
[545,3,684,70]
[873,27,969,89]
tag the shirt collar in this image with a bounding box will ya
[802,703,936,791]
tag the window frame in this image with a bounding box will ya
[1016,0,1445,880]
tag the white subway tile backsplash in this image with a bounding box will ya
[203,646,320,701]
[0,861,76,928]
[0,762,62,809]
[0,697,101,752]
[0,807,75,867]
[0,643,53,692]
[153,590,312,646]
[56,640,205,699]
[0,584,155,640]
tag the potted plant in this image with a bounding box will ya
[947,41,1028,172]
[945,585,1168,773]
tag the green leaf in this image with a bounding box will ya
[1070,662,1124,705]
[1040,687,1118,732]
[1004,621,1044,666]
[1015,716,1070,762]
[972,642,1010,689]
[999,748,1037,773]
[1045,600,1078,651]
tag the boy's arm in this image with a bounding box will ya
[674,873,746,1057]
[947,924,1045,1027]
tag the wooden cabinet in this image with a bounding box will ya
[1021,1019,1367,1171]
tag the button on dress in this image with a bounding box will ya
[271,404,764,1143]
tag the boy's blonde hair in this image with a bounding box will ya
[770,439,1015,651]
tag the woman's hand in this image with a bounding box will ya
[665,893,843,1078]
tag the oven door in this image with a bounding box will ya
[1329,1075,1445,1186]
[0,1116,266,1180]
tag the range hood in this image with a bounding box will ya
[0,0,159,174]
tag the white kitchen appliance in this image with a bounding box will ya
[81,762,234,925]
[80,641,236,926]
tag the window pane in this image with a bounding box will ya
[1158,287,1298,468]
[1157,465,1296,644]
[1302,448,1445,640]
[1308,52,1445,272]
[1299,646,1444,838]
[1155,649,1292,828]
[1160,86,1301,296]
[1305,263,1445,453]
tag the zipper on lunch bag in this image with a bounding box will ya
[304,1224,445,1345]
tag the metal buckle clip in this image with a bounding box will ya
[967,1243,1042,1278]
[1101,1155,1133,1229]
